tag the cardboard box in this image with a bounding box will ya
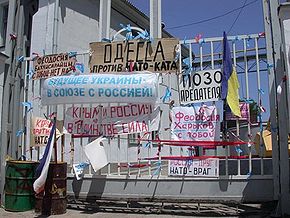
[254,130,290,157]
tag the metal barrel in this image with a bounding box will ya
[5,160,38,211]
[35,162,67,215]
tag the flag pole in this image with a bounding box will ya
[53,115,57,163]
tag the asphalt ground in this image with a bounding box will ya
[0,201,282,218]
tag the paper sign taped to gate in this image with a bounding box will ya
[168,158,219,177]
[33,53,76,80]
[30,116,61,146]
[179,69,222,104]
[171,105,221,141]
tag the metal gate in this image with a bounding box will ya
[22,33,275,203]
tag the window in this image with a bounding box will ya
[0,3,8,47]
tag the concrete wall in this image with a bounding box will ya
[67,175,274,203]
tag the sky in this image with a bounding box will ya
[128,0,273,121]
[128,0,266,39]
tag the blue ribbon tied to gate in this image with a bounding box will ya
[22,101,33,112]
[16,129,24,137]
[27,69,35,79]
[152,161,162,176]
[181,57,192,83]
[161,87,172,103]
[235,146,243,154]
[75,63,85,73]
[134,29,152,42]
[75,162,89,170]
[68,51,77,58]
[120,23,133,40]
[142,141,152,148]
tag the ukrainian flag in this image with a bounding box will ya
[221,32,241,117]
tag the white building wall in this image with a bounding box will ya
[28,0,178,171]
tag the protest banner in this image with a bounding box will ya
[89,38,179,73]
[33,53,76,80]
[64,104,160,136]
[225,102,250,120]
[171,105,221,141]
[168,158,219,177]
[41,72,158,105]
[179,69,222,104]
[30,117,61,146]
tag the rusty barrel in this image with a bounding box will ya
[35,162,67,215]
[5,160,38,211]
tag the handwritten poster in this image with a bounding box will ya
[64,104,160,136]
[33,53,76,80]
[89,38,179,73]
[171,106,221,141]
[168,158,219,177]
[41,73,158,105]
[179,69,222,104]
[30,117,61,146]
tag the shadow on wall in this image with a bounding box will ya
[72,175,106,201]
[60,0,99,23]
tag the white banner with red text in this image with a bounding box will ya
[171,105,221,141]
[64,104,160,136]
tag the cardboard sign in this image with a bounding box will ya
[171,106,221,141]
[225,102,250,120]
[168,158,219,177]
[30,117,61,146]
[179,69,222,104]
[64,104,160,136]
[33,53,76,80]
[41,72,158,105]
[89,38,178,73]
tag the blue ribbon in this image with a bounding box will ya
[152,161,162,176]
[182,57,191,67]
[75,63,85,73]
[102,38,112,43]
[271,125,278,132]
[22,101,32,109]
[16,129,24,137]
[246,171,252,180]
[120,24,133,40]
[234,36,241,41]
[267,63,274,69]
[181,57,192,83]
[174,47,180,62]
[235,146,243,154]
[246,36,252,47]
[240,98,255,104]
[27,69,35,79]
[183,37,187,46]
[17,56,24,62]
[75,162,89,169]
[68,51,77,58]
[161,87,172,103]
[143,141,152,148]
[198,38,205,45]
[134,29,152,42]
[258,88,265,95]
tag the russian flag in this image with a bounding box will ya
[33,122,56,194]
[221,32,241,117]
